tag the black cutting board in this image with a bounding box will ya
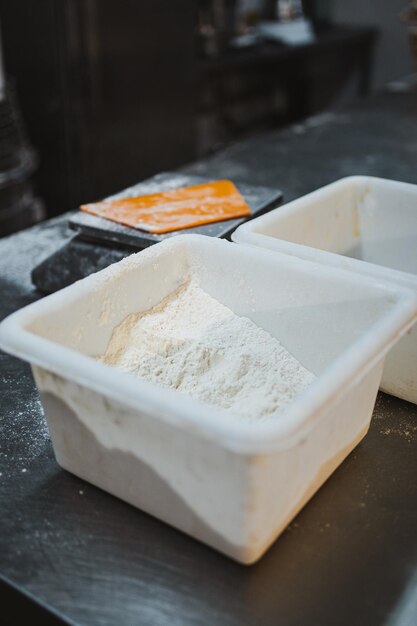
[69,172,283,250]
[32,172,283,294]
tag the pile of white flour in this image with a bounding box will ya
[100,279,315,422]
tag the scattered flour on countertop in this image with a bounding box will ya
[100,279,315,423]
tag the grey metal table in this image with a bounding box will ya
[1,92,417,626]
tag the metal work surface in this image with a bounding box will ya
[1,92,417,625]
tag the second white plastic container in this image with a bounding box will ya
[233,176,417,404]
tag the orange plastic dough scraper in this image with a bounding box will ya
[81,180,251,234]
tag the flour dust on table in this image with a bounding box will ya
[100,279,315,422]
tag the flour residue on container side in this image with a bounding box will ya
[99,279,315,423]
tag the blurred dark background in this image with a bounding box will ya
[0,0,414,231]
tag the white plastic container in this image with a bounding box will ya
[1,235,416,564]
[233,176,417,404]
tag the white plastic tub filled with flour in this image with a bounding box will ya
[0,235,416,563]
[233,176,417,404]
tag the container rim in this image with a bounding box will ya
[1,234,417,455]
[233,175,417,241]
[232,175,417,290]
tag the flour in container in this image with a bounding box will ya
[100,279,315,423]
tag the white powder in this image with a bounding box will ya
[100,280,315,423]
